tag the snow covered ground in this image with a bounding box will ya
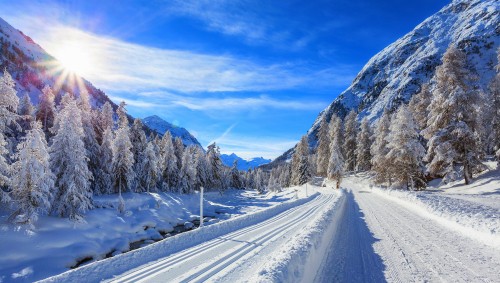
[3,168,499,282]
[0,187,304,283]
[335,175,500,282]
[370,161,500,248]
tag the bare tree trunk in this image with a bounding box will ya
[464,162,471,185]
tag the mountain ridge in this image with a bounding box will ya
[142,115,202,147]
[220,153,271,171]
[268,0,499,167]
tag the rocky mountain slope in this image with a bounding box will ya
[271,0,499,166]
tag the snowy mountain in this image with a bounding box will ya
[221,153,271,171]
[142,115,202,147]
[0,17,115,110]
[271,0,499,165]
[0,17,202,145]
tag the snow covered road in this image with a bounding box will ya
[321,178,500,282]
[107,193,339,283]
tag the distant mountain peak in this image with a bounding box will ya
[221,153,271,171]
[142,115,201,147]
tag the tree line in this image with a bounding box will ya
[291,46,500,190]
[0,70,273,227]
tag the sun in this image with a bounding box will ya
[53,41,94,76]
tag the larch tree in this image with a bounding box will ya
[327,114,344,189]
[181,145,199,194]
[230,160,243,189]
[194,146,209,189]
[0,69,18,205]
[386,105,426,190]
[50,96,93,221]
[343,110,358,172]
[79,90,99,193]
[291,135,311,186]
[17,93,34,131]
[10,121,55,227]
[174,137,185,185]
[409,83,432,132]
[159,131,178,191]
[130,119,147,192]
[112,102,135,212]
[95,102,114,145]
[206,142,224,193]
[371,110,392,184]
[95,127,114,195]
[355,117,372,171]
[140,141,160,193]
[0,133,10,205]
[316,116,330,177]
[490,48,500,163]
[36,85,56,136]
[0,69,20,153]
[423,46,483,184]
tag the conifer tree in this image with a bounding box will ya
[423,46,483,184]
[17,93,34,131]
[328,114,344,189]
[194,146,209,189]
[409,84,432,132]
[291,135,311,186]
[11,121,54,226]
[174,137,184,176]
[130,119,147,191]
[206,142,224,193]
[79,90,100,193]
[95,102,114,145]
[0,132,10,204]
[230,160,242,189]
[95,128,114,195]
[490,48,500,163]
[316,116,330,177]
[371,110,391,184]
[36,85,56,136]
[343,110,358,172]
[355,117,372,171]
[112,102,135,212]
[386,105,426,190]
[50,96,93,220]
[159,131,178,191]
[141,141,160,193]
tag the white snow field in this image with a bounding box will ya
[325,176,500,283]
[5,169,500,283]
[0,187,310,283]
[38,186,344,283]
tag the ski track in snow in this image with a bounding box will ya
[37,177,500,283]
[106,193,338,283]
[320,179,500,283]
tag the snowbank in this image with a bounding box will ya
[372,188,500,249]
[254,190,346,282]
[0,188,299,282]
[38,192,320,283]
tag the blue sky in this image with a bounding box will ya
[0,0,449,159]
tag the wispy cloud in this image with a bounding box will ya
[109,92,328,112]
[4,17,353,94]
